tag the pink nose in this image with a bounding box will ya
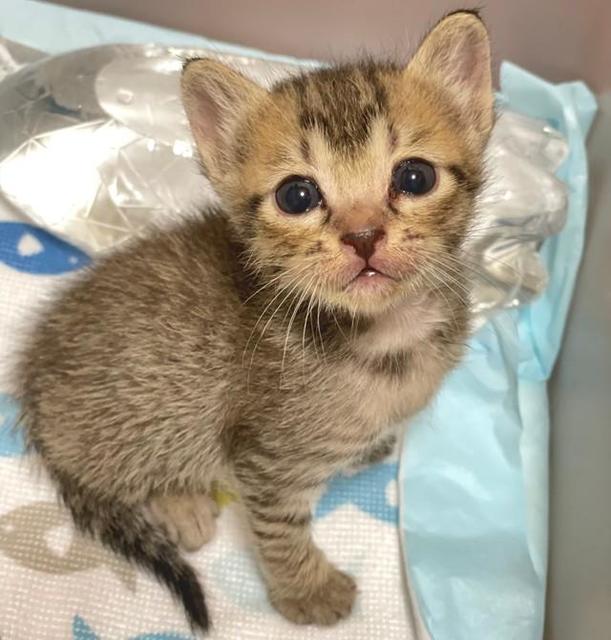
[341,228,385,261]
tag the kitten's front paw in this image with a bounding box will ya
[270,568,357,626]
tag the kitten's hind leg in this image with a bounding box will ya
[148,494,219,552]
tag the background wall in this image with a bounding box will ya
[48,0,610,91]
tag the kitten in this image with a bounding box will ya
[17,10,493,634]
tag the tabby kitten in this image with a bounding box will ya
[18,10,493,634]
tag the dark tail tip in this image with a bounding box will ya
[152,556,210,633]
[52,478,210,634]
[73,494,211,634]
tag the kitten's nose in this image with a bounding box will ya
[341,228,385,261]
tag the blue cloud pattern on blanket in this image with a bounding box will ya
[315,462,398,524]
[0,222,90,274]
[0,393,25,457]
[72,615,192,640]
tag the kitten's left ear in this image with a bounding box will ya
[181,58,268,185]
[408,10,494,143]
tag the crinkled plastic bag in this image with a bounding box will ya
[399,62,597,640]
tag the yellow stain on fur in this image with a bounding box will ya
[211,482,237,508]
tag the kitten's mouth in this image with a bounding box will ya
[360,267,381,278]
[345,265,397,291]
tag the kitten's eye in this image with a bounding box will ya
[275,177,322,215]
[391,159,436,196]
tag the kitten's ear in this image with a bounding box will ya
[181,58,267,183]
[408,11,494,142]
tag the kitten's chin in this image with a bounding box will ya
[332,277,404,317]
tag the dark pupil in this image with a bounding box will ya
[394,160,435,195]
[276,179,320,214]
[286,184,312,212]
[401,168,426,193]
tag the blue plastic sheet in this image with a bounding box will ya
[399,63,597,640]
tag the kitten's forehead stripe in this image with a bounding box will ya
[275,63,395,156]
[234,137,250,165]
[360,63,390,110]
[387,124,398,152]
[405,127,434,147]
[299,137,311,164]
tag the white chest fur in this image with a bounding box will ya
[348,295,449,431]
[356,295,447,358]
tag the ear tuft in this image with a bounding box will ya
[444,8,483,21]
[181,56,200,72]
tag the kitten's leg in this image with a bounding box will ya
[148,494,219,552]
[236,471,356,625]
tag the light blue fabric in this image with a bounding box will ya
[400,63,597,640]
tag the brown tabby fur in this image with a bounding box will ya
[17,10,494,634]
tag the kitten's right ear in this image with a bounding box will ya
[181,58,267,183]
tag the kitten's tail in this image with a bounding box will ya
[61,485,209,634]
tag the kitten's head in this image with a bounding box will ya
[181,11,493,316]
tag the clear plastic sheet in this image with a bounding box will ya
[0,43,568,324]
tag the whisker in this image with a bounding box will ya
[281,274,316,377]
[315,288,327,360]
[241,264,310,366]
[419,253,473,298]
[302,278,321,360]
[242,263,305,305]
[417,265,460,331]
[243,269,311,390]
[329,305,348,342]
[419,246,524,292]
